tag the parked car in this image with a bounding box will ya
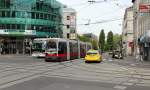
[108,51,113,55]
[112,50,123,59]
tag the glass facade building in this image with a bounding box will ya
[0,0,63,54]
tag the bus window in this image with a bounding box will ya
[32,43,44,52]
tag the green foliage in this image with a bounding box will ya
[91,40,98,50]
[107,31,113,51]
[113,34,122,50]
[78,35,98,50]
[78,35,91,42]
[104,42,109,51]
[99,29,105,52]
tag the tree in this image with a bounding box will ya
[113,34,122,50]
[78,35,98,50]
[99,29,105,52]
[107,31,113,51]
[91,39,98,50]
[78,35,91,42]
[104,42,109,51]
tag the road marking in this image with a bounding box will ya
[130,64,136,66]
[122,82,134,86]
[0,75,40,89]
[136,83,150,87]
[114,85,127,90]
[128,79,139,83]
[109,59,113,61]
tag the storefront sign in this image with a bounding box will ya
[0,30,9,34]
[129,42,134,47]
[139,4,150,13]
[0,29,36,35]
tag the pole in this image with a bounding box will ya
[29,40,32,55]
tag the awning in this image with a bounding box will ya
[138,30,150,44]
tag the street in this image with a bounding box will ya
[0,55,149,90]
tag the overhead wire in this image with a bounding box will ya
[77,17,123,26]
[76,0,126,23]
[64,0,127,26]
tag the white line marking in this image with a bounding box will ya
[114,85,127,90]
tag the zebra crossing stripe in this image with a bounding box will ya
[114,85,127,90]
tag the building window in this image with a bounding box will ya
[67,33,70,38]
[31,12,35,19]
[67,16,70,20]
[40,13,43,19]
[2,11,5,17]
[44,14,47,20]
[12,11,16,17]
[66,25,70,29]
[6,11,10,17]
[36,13,39,19]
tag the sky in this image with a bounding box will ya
[57,0,132,37]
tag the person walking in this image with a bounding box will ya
[136,46,143,61]
[0,45,2,55]
[139,48,143,61]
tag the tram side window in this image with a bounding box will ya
[80,44,86,53]
[58,42,67,54]
[69,42,73,54]
[74,42,78,53]
[69,42,77,53]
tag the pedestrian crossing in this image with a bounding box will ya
[0,59,149,89]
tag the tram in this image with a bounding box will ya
[32,38,92,61]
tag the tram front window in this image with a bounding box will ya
[46,41,57,54]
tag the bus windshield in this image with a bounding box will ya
[32,43,45,52]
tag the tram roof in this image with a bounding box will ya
[33,38,92,44]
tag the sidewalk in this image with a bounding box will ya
[119,56,150,68]
[123,56,136,61]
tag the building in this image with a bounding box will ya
[132,0,150,60]
[122,6,134,56]
[62,6,77,40]
[0,0,63,54]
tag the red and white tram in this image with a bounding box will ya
[32,38,92,61]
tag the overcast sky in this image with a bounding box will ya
[57,0,132,37]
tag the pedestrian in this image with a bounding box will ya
[136,46,143,61]
[139,48,143,61]
[0,46,2,55]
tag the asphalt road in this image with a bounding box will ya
[0,55,150,90]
